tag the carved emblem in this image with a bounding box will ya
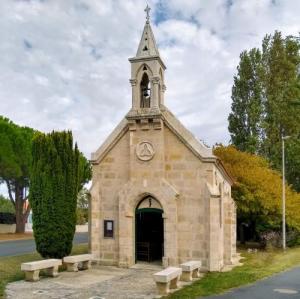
[136,141,155,161]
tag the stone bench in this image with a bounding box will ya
[180,260,202,281]
[21,259,62,282]
[63,254,93,272]
[153,267,182,295]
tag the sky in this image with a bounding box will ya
[0,0,299,184]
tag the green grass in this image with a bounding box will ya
[0,244,88,299]
[166,247,300,298]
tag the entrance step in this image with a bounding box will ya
[131,262,163,271]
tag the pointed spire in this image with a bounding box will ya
[135,5,160,58]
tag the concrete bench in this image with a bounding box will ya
[153,267,182,295]
[63,254,93,272]
[21,259,62,282]
[180,260,202,281]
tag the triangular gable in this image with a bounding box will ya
[91,109,234,185]
[161,106,215,161]
[91,118,128,164]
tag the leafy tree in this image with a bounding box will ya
[261,32,300,170]
[0,116,34,232]
[76,188,90,225]
[0,195,15,213]
[228,48,263,154]
[228,31,300,191]
[214,145,300,237]
[30,131,91,258]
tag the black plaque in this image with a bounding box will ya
[104,220,114,238]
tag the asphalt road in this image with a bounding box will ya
[205,266,300,299]
[0,232,88,257]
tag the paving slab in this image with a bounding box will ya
[6,265,162,299]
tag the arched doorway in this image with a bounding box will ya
[135,196,164,263]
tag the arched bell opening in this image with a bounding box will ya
[140,72,151,108]
[135,196,164,263]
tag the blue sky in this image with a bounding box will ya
[0,0,299,196]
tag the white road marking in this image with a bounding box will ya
[273,288,298,294]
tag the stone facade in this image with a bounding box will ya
[90,14,236,272]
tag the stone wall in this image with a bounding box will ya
[90,132,130,264]
[0,224,16,234]
[164,126,209,267]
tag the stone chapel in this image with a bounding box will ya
[90,9,237,272]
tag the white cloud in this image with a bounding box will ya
[0,0,299,168]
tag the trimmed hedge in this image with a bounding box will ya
[0,213,16,224]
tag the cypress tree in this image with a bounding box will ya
[30,131,80,258]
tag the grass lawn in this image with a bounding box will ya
[166,247,300,298]
[0,243,88,299]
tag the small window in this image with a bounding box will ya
[143,46,148,51]
[104,220,114,238]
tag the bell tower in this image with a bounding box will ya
[127,5,166,119]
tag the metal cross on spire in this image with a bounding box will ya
[144,4,151,22]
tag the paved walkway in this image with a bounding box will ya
[7,261,300,299]
[205,266,300,299]
[0,233,88,257]
[6,264,164,299]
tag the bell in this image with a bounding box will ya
[143,88,149,97]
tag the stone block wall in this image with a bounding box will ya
[164,126,210,267]
[90,132,130,265]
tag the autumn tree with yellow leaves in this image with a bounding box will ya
[214,145,300,243]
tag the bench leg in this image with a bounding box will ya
[170,276,180,289]
[66,262,79,272]
[81,260,91,270]
[156,282,170,295]
[25,270,40,282]
[46,266,59,277]
[181,271,192,282]
[192,268,200,278]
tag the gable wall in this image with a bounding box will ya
[164,126,212,266]
[91,130,130,264]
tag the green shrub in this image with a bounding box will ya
[0,196,15,213]
[0,212,15,224]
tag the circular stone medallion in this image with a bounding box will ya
[136,141,155,161]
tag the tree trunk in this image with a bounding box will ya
[239,224,245,244]
[15,217,26,233]
[14,181,30,234]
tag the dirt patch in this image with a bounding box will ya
[0,233,33,241]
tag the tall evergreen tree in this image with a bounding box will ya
[261,32,300,170]
[30,131,82,258]
[229,31,300,191]
[228,49,263,154]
